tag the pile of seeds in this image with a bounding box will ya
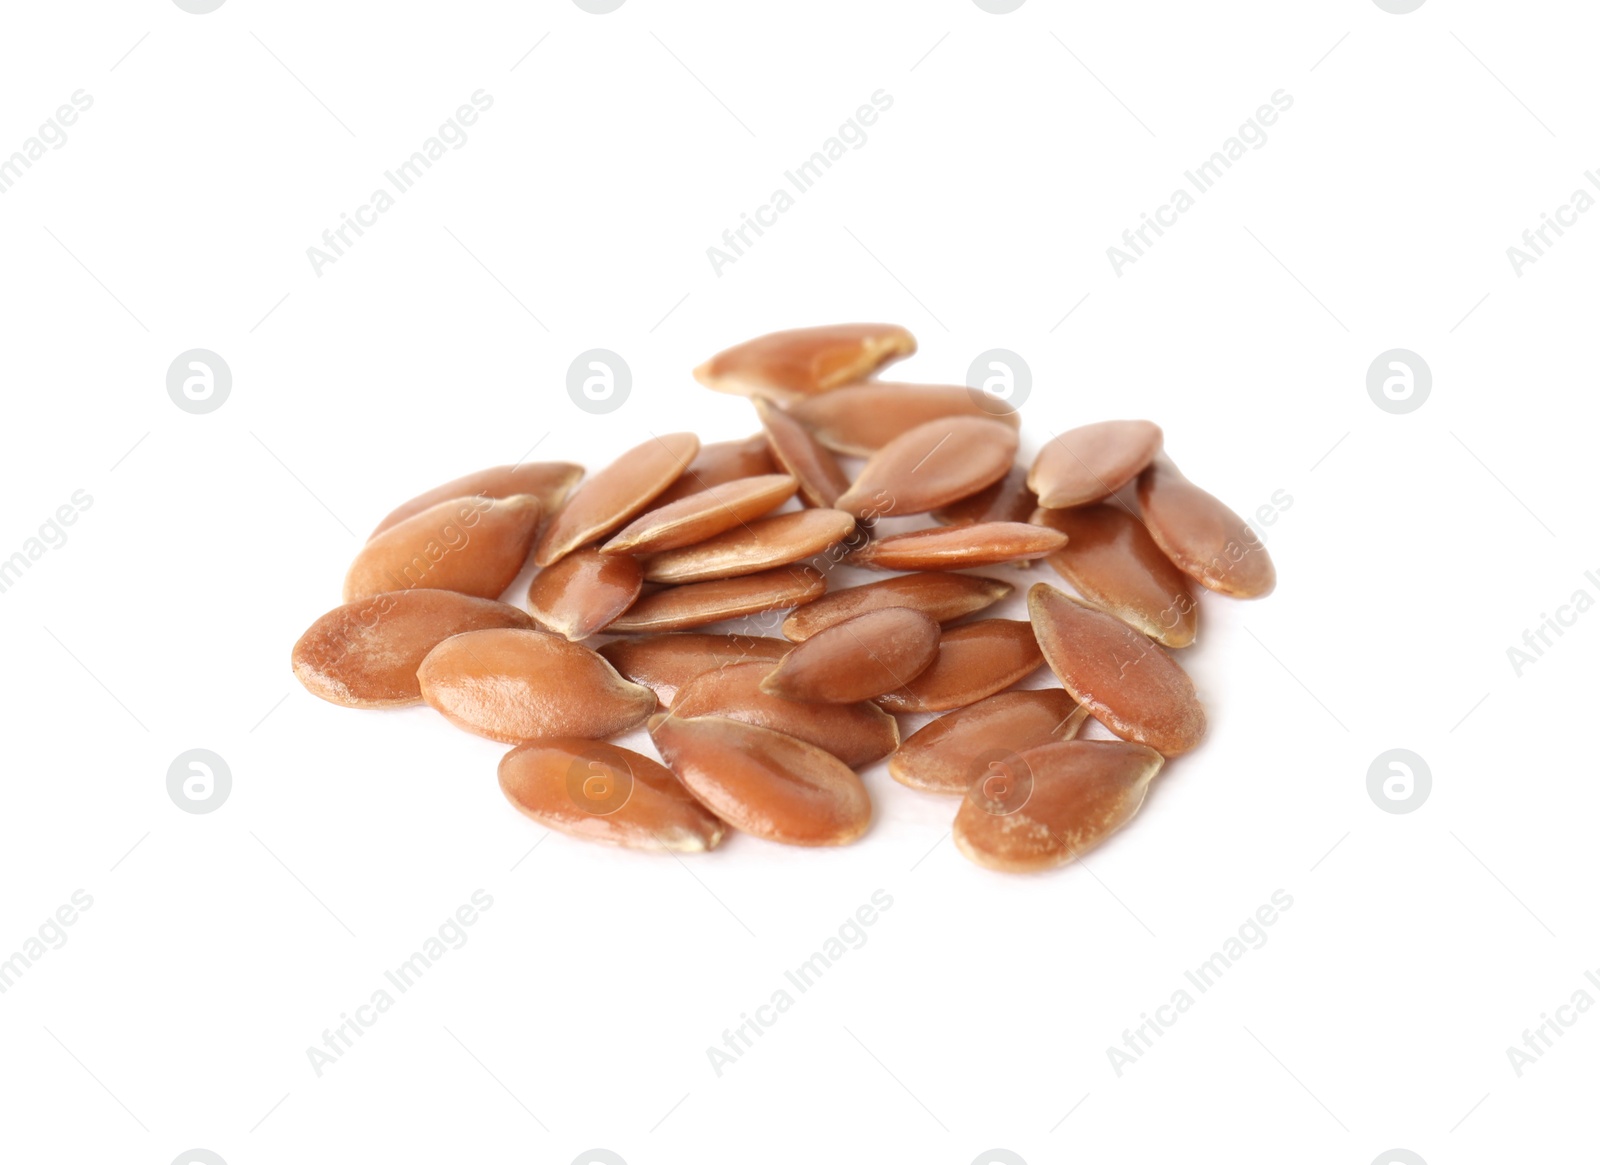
[291,323,1276,873]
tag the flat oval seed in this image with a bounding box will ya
[952,739,1163,873]
[652,434,777,507]
[343,495,541,603]
[1029,420,1163,509]
[1136,455,1276,598]
[755,397,851,507]
[642,509,857,585]
[1033,504,1198,648]
[782,572,1012,642]
[888,689,1088,794]
[597,633,791,707]
[1028,582,1206,756]
[499,738,726,853]
[845,522,1066,571]
[601,474,797,555]
[761,608,941,704]
[417,628,656,743]
[785,382,1019,456]
[534,432,700,567]
[648,714,872,846]
[674,662,899,769]
[525,547,644,641]
[835,416,1019,520]
[292,590,534,708]
[693,323,916,402]
[605,566,826,633]
[369,461,583,540]
[876,619,1045,714]
[935,466,1037,526]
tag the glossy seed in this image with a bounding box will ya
[952,740,1163,873]
[343,495,541,603]
[693,323,916,402]
[292,591,534,708]
[597,633,791,707]
[761,608,941,704]
[417,628,656,743]
[534,432,700,567]
[1028,582,1205,756]
[605,566,826,633]
[935,466,1037,526]
[499,739,727,852]
[755,397,851,508]
[601,474,797,555]
[673,662,899,768]
[648,714,872,846]
[785,382,1019,456]
[369,461,583,540]
[1029,420,1163,508]
[1033,504,1197,648]
[1136,455,1276,598]
[834,416,1019,520]
[875,619,1045,714]
[782,572,1012,642]
[642,509,857,585]
[652,434,778,507]
[888,689,1088,794]
[525,547,644,641]
[845,522,1065,571]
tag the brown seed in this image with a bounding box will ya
[785,382,1019,456]
[888,689,1088,794]
[368,462,583,540]
[648,714,872,846]
[1028,582,1205,756]
[343,495,541,603]
[417,628,656,743]
[1029,420,1163,508]
[845,522,1066,572]
[652,434,778,507]
[761,608,941,704]
[1033,504,1198,648]
[292,590,534,708]
[952,739,1163,873]
[642,509,857,585]
[834,416,1019,520]
[875,619,1044,714]
[525,547,644,641]
[605,566,826,633]
[755,397,851,507]
[597,633,791,707]
[693,323,916,402]
[601,474,798,555]
[1136,454,1276,598]
[935,466,1037,526]
[534,432,700,567]
[781,572,1012,642]
[673,662,899,768]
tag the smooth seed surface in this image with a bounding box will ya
[834,416,1018,520]
[693,323,916,401]
[602,474,798,556]
[761,608,941,704]
[1029,420,1163,508]
[781,572,1012,642]
[343,494,541,603]
[652,435,777,507]
[935,465,1037,526]
[1136,455,1277,598]
[605,566,826,633]
[525,547,644,641]
[642,509,857,585]
[597,633,791,707]
[755,397,852,508]
[875,619,1045,713]
[368,461,582,540]
[534,432,700,567]
[786,382,1019,456]
[889,689,1088,794]
[845,522,1066,571]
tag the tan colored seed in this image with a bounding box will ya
[876,619,1044,713]
[601,474,797,556]
[761,608,941,704]
[1136,454,1276,599]
[693,323,916,402]
[605,566,826,633]
[292,590,534,708]
[784,382,1019,456]
[652,434,778,507]
[597,633,791,707]
[936,466,1037,526]
[642,509,857,585]
[845,522,1066,571]
[888,689,1088,794]
[781,572,1012,642]
[417,628,656,743]
[525,547,643,641]
[834,416,1019,520]
[534,432,700,567]
[343,494,541,603]
[755,397,851,508]
[952,739,1163,873]
[368,461,583,540]
[1028,582,1205,756]
[648,714,872,846]
[1029,419,1163,508]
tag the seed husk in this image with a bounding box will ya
[888,689,1088,794]
[845,522,1066,571]
[1033,503,1197,648]
[642,509,857,585]
[755,397,851,507]
[693,323,916,402]
[597,633,791,707]
[534,432,700,567]
[1027,582,1205,756]
[781,572,1012,642]
[784,382,1019,456]
[525,547,644,641]
[834,416,1019,520]
[601,474,798,556]
[935,465,1037,526]
[368,461,583,540]
[292,590,535,708]
[1029,420,1163,509]
[761,608,941,704]
[1136,454,1276,599]
[673,661,899,768]
[875,619,1044,713]
[652,434,777,507]
[952,739,1163,873]
[343,494,541,603]
[417,628,656,743]
[648,713,873,846]
[605,566,826,633]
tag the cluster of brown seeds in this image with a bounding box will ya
[291,323,1276,873]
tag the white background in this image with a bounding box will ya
[0,1,1594,1163]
